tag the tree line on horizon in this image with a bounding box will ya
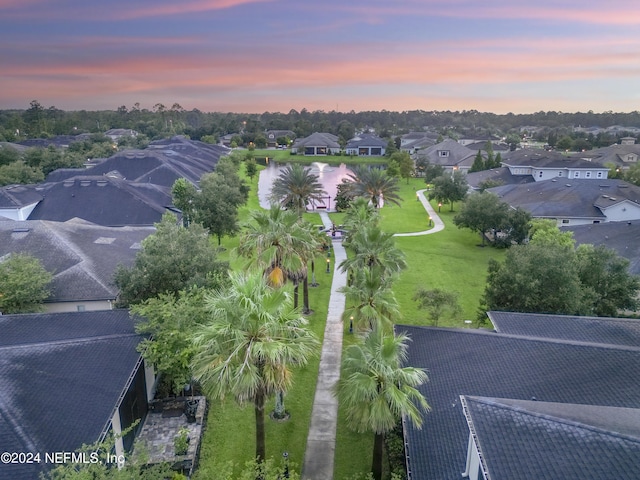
[2,100,640,148]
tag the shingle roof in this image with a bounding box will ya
[345,134,387,149]
[28,176,171,226]
[461,396,640,480]
[0,310,142,479]
[502,149,607,170]
[414,139,476,167]
[488,178,640,220]
[398,325,640,480]
[291,132,340,149]
[0,219,154,303]
[45,136,229,187]
[0,184,43,209]
[562,221,640,275]
[465,167,535,190]
[488,311,640,347]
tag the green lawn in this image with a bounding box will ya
[196,167,504,479]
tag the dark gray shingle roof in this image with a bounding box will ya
[0,220,154,303]
[461,396,640,480]
[0,310,142,479]
[488,311,640,347]
[399,325,640,480]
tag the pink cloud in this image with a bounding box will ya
[115,0,273,20]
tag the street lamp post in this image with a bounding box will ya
[282,452,289,479]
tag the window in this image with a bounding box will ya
[562,219,570,224]
[77,305,86,312]
[558,171,564,177]
[597,171,604,178]
[573,171,580,178]
[538,171,543,178]
[438,150,449,157]
[593,220,600,224]
[585,171,591,178]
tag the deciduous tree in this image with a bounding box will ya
[0,253,52,313]
[428,170,468,211]
[113,214,226,306]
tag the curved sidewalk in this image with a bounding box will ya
[394,189,445,237]
[302,193,443,479]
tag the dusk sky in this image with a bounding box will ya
[2,0,640,114]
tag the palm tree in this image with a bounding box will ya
[339,266,400,332]
[237,205,323,310]
[236,205,305,289]
[191,271,319,462]
[340,224,407,278]
[346,166,402,208]
[270,164,327,217]
[334,328,429,480]
[341,197,379,246]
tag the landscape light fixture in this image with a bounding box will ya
[349,316,354,334]
[326,258,331,273]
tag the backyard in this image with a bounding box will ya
[194,161,505,479]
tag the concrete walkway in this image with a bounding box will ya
[301,192,443,479]
[394,189,445,237]
[302,211,346,480]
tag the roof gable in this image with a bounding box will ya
[399,325,640,479]
[462,396,640,479]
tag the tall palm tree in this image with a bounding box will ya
[236,205,305,289]
[191,271,319,462]
[339,266,400,332]
[341,197,379,246]
[237,205,323,310]
[334,328,429,480]
[346,166,402,208]
[340,224,407,278]
[270,164,327,217]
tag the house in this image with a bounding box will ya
[344,133,387,156]
[265,130,295,148]
[105,128,138,141]
[46,136,230,187]
[291,132,341,155]
[501,148,609,182]
[561,220,640,275]
[581,140,640,172]
[460,396,640,480]
[0,184,43,220]
[0,219,155,312]
[400,311,640,480]
[27,176,173,226]
[400,132,438,154]
[487,178,640,226]
[465,167,535,191]
[412,139,477,174]
[0,309,155,479]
